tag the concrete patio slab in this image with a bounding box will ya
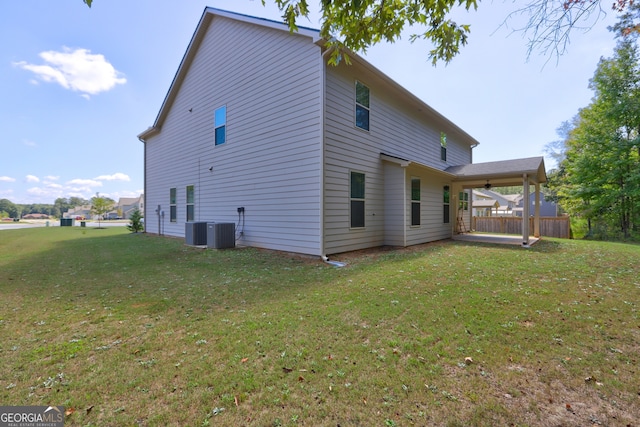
[452,233,540,246]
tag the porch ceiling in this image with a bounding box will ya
[445,156,547,189]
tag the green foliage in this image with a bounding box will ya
[126,208,144,233]
[555,38,640,240]
[54,197,89,218]
[90,193,115,228]
[266,0,477,65]
[82,1,636,64]
[0,199,19,218]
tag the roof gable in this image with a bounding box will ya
[138,7,320,140]
[138,8,481,150]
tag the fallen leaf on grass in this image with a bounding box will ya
[241,358,248,363]
[86,405,94,415]
[65,408,75,416]
[282,367,293,373]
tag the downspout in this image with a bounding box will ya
[138,136,147,234]
[320,45,331,264]
[469,143,479,164]
[319,45,346,268]
[534,183,541,238]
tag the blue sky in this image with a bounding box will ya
[0,0,621,204]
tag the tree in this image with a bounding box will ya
[82,0,636,65]
[0,199,19,219]
[558,38,640,239]
[90,193,115,229]
[126,208,144,233]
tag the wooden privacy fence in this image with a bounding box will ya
[472,216,571,239]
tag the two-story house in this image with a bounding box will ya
[138,8,547,256]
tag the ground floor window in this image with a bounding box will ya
[459,190,469,211]
[443,185,450,223]
[186,185,194,221]
[411,178,420,226]
[350,171,365,228]
[169,188,177,222]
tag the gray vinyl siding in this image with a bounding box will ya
[323,61,470,254]
[145,15,323,255]
[404,166,453,246]
[383,162,405,246]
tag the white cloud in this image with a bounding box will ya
[25,175,40,183]
[23,140,37,147]
[0,176,16,183]
[27,186,61,198]
[94,173,131,182]
[44,175,60,181]
[14,47,126,97]
[67,178,102,187]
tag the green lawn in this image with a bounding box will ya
[1,227,639,426]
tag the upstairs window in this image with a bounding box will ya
[350,171,365,228]
[186,185,195,221]
[440,132,447,162]
[169,188,177,222]
[214,106,226,146]
[411,178,421,226]
[355,81,370,131]
[443,185,450,224]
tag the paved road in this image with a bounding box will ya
[0,220,128,230]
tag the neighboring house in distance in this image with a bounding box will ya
[64,205,92,220]
[472,191,500,217]
[476,189,520,216]
[138,8,547,256]
[22,213,50,220]
[515,191,558,217]
[116,195,145,219]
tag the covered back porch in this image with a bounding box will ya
[446,157,547,247]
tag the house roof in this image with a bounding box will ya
[118,197,140,206]
[446,156,547,188]
[473,199,499,208]
[381,153,457,177]
[383,153,547,189]
[138,8,481,149]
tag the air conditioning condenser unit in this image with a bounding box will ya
[207,222,235,249]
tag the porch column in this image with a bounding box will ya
[522,174,530,246]
[534,183,541,238]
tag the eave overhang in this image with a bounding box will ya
[445,156,547,188]
[381,153,457,178]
